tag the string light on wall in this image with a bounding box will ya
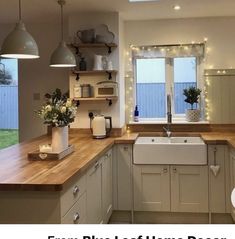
[124,39,211,123]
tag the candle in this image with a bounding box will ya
[39,144,52,153]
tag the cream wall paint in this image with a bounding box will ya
[68,12,125,129]
[124,17,235,69]
[124,17,235,123]
[0,22,69,141]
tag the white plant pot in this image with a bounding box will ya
[51,126,68,153]
[186,109,201,122]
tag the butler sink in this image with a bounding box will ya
[133,137,207,165]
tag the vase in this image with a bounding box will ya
[186,109,201,122]
[51,126,68,153]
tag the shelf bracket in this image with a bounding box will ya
[106,71,112,80]
[75,73,80,81]
[106,98,113,106]
[105,44,112,54]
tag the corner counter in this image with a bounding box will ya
[0,132,138,192]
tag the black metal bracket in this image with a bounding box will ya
[106,98,113,106]
[106,71,112,80]
[75,73,80,81]
[105,44,112,54]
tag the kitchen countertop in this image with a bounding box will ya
[0,132,137,192]
[0,130,235,192]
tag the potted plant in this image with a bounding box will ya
[183,86,202,122]
[36,89,77,152]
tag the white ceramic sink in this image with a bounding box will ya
[133,137,207,165]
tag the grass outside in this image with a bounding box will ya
[0,129,19,150]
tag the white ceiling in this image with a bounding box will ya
[0,0,235,23]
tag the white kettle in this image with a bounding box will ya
[90,115,112,139]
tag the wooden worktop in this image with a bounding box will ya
[1,130,235,192]
[0,132,137,192]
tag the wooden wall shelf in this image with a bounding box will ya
[69,43,117,54]
[72,70,117,80]
[73,97,118,106]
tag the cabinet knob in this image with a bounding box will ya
[73,185,79,195]
[173,167,177,173]
[163,167,168,173]
[73,212,80,222]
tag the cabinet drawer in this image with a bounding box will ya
[60,174,86,217]
[61,192,86,224]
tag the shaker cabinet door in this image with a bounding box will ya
[133,165,170,212]
[171,165,208,213]
[86,159,102,224]
[102,150,113,223]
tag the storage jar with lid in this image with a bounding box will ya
[81,84,91,98]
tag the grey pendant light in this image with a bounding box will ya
[50,0,76,67]
[0,0,39,59]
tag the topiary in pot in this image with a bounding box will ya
[183,86,202,122]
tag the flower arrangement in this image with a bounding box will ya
[36,88,77,127]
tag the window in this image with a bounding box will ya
[135,56,197,120]
[0,59,19,149]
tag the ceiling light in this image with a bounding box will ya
[50,0,76,68]
[1,0,39,59]
[173,5,181,10]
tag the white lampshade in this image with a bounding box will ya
[1,21,39,59]
[50,41,76,67]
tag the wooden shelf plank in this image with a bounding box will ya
[73,97,118,101]
[72,70,118,75]
[69,43,117,48]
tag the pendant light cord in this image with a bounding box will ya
[60,2,63,41]
[19,0,22,21]
[58,0,65,41]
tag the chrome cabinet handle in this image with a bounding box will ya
[163,167,168,173]
[73,185,79,195]
[73,212,80,222]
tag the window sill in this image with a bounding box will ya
[129,120,209,125]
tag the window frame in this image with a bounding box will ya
[133,56,202,121]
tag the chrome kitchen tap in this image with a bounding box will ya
[163,94,172,138]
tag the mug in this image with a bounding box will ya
[77,29,95,43]
[95,34,106,43]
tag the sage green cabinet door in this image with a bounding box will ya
[116,145,132,210]
[133,165,170,212]
[86,159,102,224]
[230,149,235,221]
[208,145,230,213]
[171,165,208,213]
[102,150,113,223]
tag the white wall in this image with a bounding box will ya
[0,22,69,141]
[68,12,125,129]
[124,17,235,69]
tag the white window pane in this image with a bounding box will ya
[136,58,166,118]
[174,57,197,114]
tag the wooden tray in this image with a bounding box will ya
[28,145,75,161]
